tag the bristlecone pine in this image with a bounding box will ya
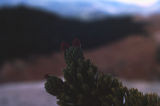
[45,39,160,106]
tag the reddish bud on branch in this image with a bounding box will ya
[45,74,50,79]
[72,38,81,47]
[61,42,70,51]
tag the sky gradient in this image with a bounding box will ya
[0,0,159,19]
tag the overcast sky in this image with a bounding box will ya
[0,0,159,19]
[23,0,159,7]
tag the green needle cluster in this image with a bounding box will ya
[45,46,160,106]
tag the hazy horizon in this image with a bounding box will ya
[0,0,159,19]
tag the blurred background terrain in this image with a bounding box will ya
[0,6,159,82]
[0,0,160,106]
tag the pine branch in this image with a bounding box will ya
[45,41,160,106]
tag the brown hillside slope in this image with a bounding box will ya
[0,36,159,83]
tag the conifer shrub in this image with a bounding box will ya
[45,39,160,106]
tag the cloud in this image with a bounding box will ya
[112,0,158,7]
[26,0,159,7]
[19,0,160,19]
[0,0,160,19]
[0,0,159,7]
[19,0,159,8]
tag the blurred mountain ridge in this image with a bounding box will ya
[0,6,146,63]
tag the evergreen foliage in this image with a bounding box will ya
[45,41,160,106]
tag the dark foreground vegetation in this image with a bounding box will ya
[45,42,160,106]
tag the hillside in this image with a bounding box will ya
[0,6,156,83]
[1,35,159,83]
[0,6,146,64]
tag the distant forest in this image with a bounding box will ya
[0,6,146,63]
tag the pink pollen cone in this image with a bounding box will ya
[61,42,70,51]
[72,38,81,47]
